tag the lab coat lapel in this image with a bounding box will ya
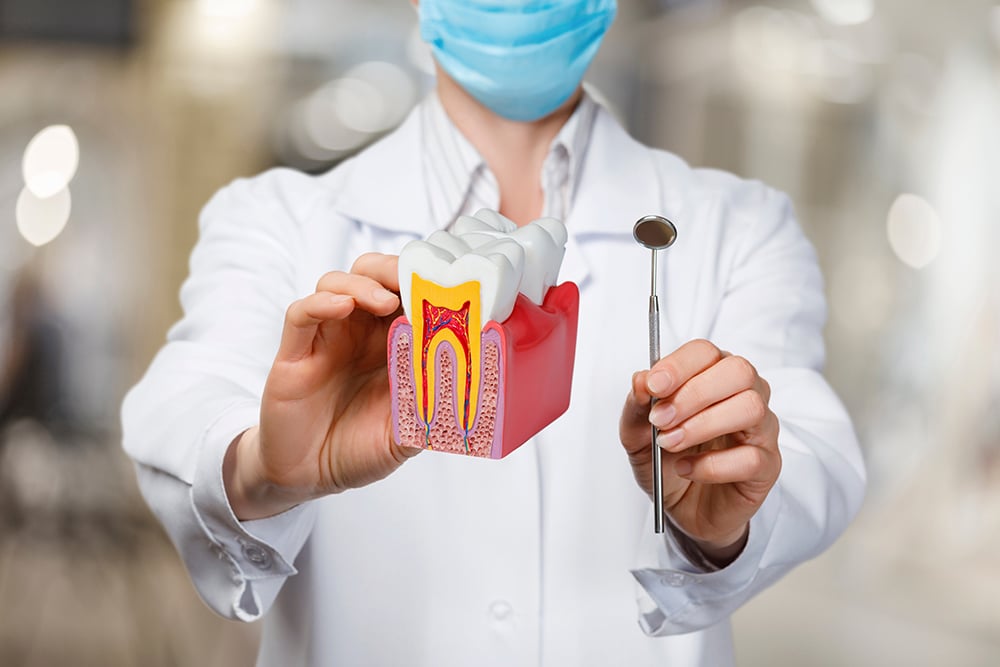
[331,108,438,238]
[569,107,684,238]
[560,106,685,292]
[328,110,542,645]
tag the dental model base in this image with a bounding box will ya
[388,209,579,459]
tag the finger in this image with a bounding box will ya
[389,442,424,465]
[757,375,771,405]
[632,370,652,408]
[620,371,654,455]
[350,252,400,293]
[646,339,723,398]
[674,445,777,485]
[316,270,400,316]
[649,355,760,430]
[656,389,771,453]
[278,292,356,361]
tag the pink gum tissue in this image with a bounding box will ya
[390,328,502,458]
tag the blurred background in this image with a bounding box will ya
[1,0,998,664]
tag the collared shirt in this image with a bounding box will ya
[420,90,599,226]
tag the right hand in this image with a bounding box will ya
[224,252,422,520]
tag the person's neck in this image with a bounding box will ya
[436,68,580,227]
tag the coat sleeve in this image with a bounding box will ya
[630,180,866,634]
[121,170,322,621]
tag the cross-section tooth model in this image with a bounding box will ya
[388,209,579,459]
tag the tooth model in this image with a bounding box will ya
[388,209,580,459]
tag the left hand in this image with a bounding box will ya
[619,339,781,566]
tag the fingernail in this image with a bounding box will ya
[656,428,684,450]
[647,371,672,395]
[674,459,692,476]
[648,402,676,428]
[329,294,352,305]
[372,288,396,303]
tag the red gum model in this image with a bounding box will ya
[388,282,579,459]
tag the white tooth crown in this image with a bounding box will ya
[425,229,470,258]
[453,209,517,236]
[398,209,568,326]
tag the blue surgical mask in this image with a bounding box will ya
[419,0,617,122]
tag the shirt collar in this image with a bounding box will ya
[555,87,599,210]
[419,89,600,227]
[330,89,673,239]
[419,93,491,226]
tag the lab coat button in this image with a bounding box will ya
[660,572,689,587]
[241,543,272,570]
[489,600,513,620]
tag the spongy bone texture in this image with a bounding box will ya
[392,331,501,457]
[393,332,422,444]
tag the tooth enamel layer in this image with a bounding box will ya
[398,209,568,326]
[453,212,567,308]
[398,237,524,327]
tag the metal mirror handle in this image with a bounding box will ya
[632,215,677,534]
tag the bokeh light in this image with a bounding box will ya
[286,60,419,165]
[810,0,874,26]
[407,24,436,75]
[297,95,366,157]
[732,6,805,74]
[887,193,943,269]
[15,185,72,247]
[329,77,386,135]
[803,38,874,104]
[887,53,941,118]
[196,0,259,19]
[991,6,1000,48]
[828,254,894,334]
[343,61,417,132]
[22,124,79,199]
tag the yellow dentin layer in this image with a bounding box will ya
[410,275,482,441]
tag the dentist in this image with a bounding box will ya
[122,0,865,665]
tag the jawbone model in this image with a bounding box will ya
[388,209,579,459]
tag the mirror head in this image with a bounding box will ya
[632,215,677,250]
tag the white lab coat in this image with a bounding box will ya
[122,101,865,666]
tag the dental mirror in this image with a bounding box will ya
[633,215,677,251]
[632,215,677,535]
